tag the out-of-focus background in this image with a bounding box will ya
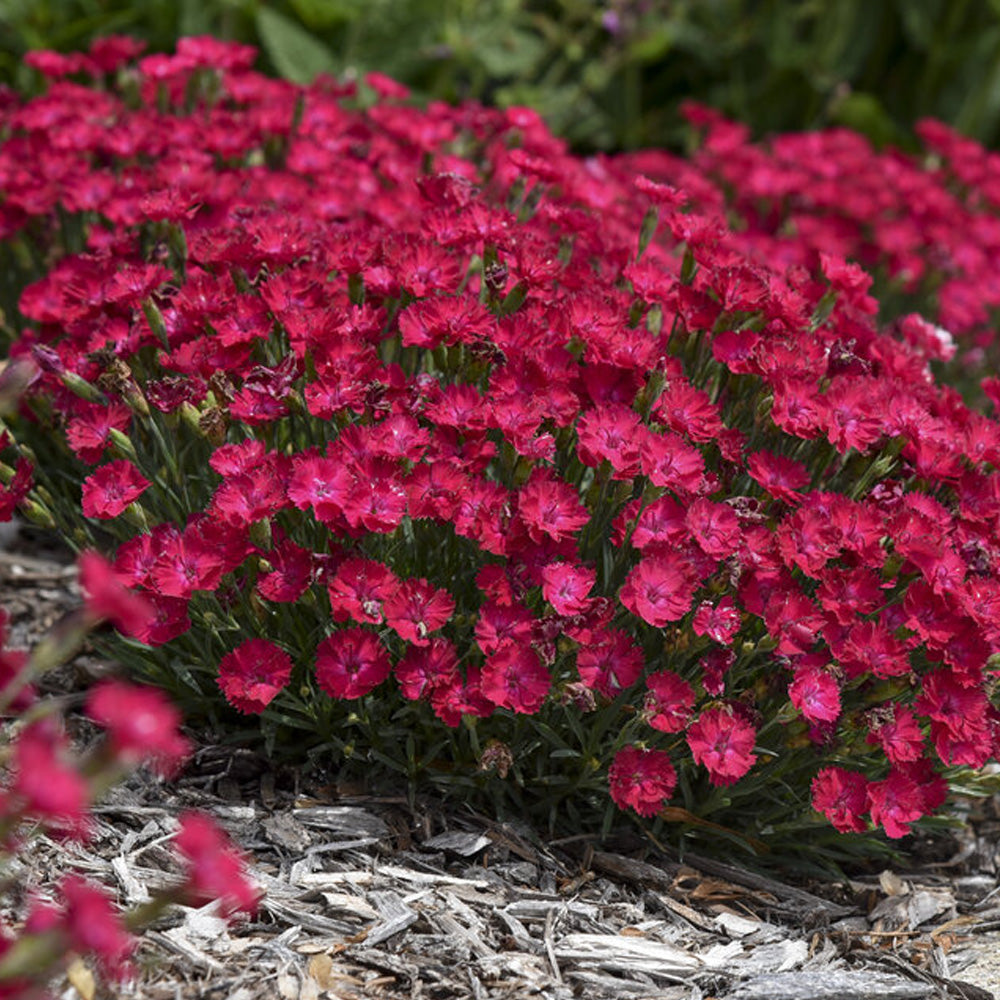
[3,0,1000,152]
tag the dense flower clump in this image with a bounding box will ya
[623,104,1000,380]
[3,37,1000,844]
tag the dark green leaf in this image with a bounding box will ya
[255,5,338,84]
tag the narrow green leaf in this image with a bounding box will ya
[498,281,528,316]
[255,6,338,84]
[636,207,658,261]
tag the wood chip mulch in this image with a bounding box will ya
[3,529,1000,1000]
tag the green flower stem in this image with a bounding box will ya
[0,930,64,982]
[0,610,89,714]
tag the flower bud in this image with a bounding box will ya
[60,371,107,405]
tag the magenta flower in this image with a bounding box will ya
[788,663,841,725]
[811,767,868,834]
[217,639,294,715]
[619,555,695,628]
[61,874,135,978]
[480,645,550,715]
[79,550,154,638]
[541,562,596,616]
[643,671,695,733]
[516,469,589,544]
[576,629,644,698]
[687,706,757,786]
[86,679,190,777]
[608,747,677,818]
[383,577,455,646]
[691,597,741,644]
[64,400,132,464]
[866,770,925,839]
[81,460,149,519]
[746,451,810,504]
[175,812,259,915]
[12,720,90,839]
[315,628,391,700]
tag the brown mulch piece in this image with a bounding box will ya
[3,526,1000,1000]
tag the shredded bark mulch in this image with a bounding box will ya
[4,526,1000,1000]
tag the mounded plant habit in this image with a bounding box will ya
[2,37,1000,857]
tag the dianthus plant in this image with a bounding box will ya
[2,37,1000,854]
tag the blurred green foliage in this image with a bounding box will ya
[2,0,1000,153]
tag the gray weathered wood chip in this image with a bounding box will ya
[724,970,935,999]
[567,969,688,996]
[555,932,702,974]
[422,830,493,856]
[375,864,494,889]
[495,907,538,952]
[263,898,357,935]
[434,910,496,958]
[506,897,600,921]
[261,812,313,851]
[365,889,419,946]
[592,851,678,892]
[715,911,763,938]
[293,869,373,889]
[320,891,378,920]
[348,946,419,980]
[726,938,810,975]
[907,889,954,928]
[292,805,389,839]
[148,929,228,973]
[475,951,553,983]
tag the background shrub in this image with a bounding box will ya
[4,0,1000,152]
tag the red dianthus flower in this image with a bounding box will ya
[516,468,589,544]
[327,558,398,625]
[576,629,644,698]
[643,671,695,733]
[686,705,757,786]
[394,637,459,701]
[61,874,135,978]
[866,704,925,765]
[64,399,132,464]
[746,450,810,504]
[619,555,695,628]
[685,498,742,559]
[79,550,154,639]
[217,639,294,715]
[788,663,841,724]
[12,720,90,839]
[810,766,868,834]
[175,811,259,915]
[81,460,150,519]
[480,645,550,714]
[86,679,190,777]
[867,770,925,839]
[608,746,677,817]
[315,627,391,700]
[541,562,596,616]
[383,578,455,646]
[691,596,741,644]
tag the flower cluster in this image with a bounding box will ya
[2,37,1000,844]
[620,104,1000,380]
[0,551,257,996]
